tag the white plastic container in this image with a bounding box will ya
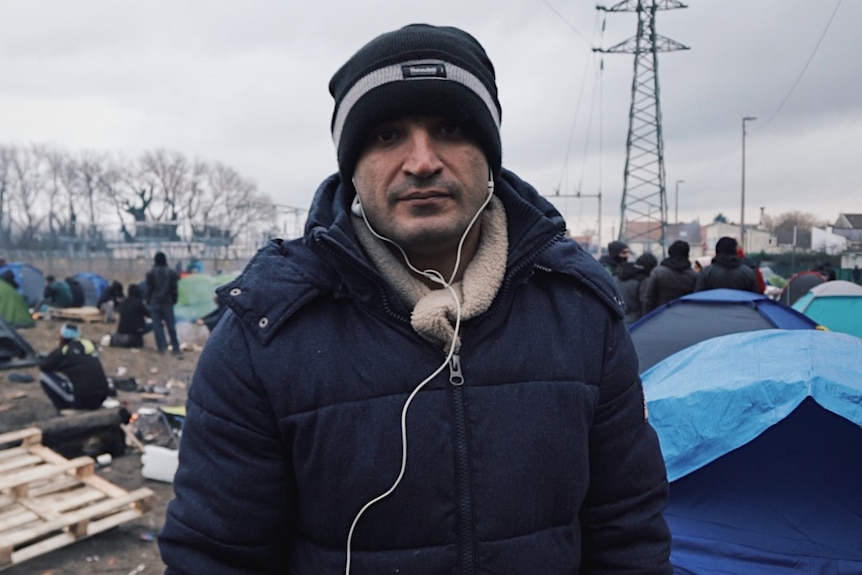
[141,445,179,483]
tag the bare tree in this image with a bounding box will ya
[140,149,191,222]
[8,145,48,248]
[36,145,80,245]
[761,210,828,233]
[0,146,11,246]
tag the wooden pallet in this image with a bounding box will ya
[0,427,154,571]
[45,306,104,323]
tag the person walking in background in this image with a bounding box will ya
[145,251,181,356]
[39,323,109,413]
[642,240,698,313]
[598,240,630,276]
[853,265,861,285]
[112,283,152,348]
[695,236,759,293]
[616,252,658,324]
[160,23,672,574]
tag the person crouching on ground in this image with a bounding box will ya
[113,283,153,348]
[39,323,110,413]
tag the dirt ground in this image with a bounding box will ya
[1,317,204,575]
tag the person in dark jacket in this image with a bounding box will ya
[160,24,672,575]
[39,323,109,412]
[145,251,181,355]
[616,252,658,324]
[642,239,698,313]
[598,240,630,276]
[41,275,74,309]
[112,283,152,348]
[695,236,759,293]
[97,280,124,323]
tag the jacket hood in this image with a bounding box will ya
[661,255,692,272]
[218,169,624,345]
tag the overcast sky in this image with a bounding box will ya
[2,1,859,245]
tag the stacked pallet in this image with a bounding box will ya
[0,427,153,571]
[43,306,104,323]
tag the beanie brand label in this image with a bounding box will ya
[401,63,447,79]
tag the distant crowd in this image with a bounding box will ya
[597,235,847,326]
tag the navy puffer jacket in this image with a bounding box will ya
[159,169,672,575]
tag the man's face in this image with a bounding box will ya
[618,247,631,261]
[351,115,490,262]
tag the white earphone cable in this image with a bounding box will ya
[345,172,494,575]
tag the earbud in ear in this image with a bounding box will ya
[351,196,364,217]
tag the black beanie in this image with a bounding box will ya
[715,236,738,255]
[636,252,658,272]
[668,240,690,259]
[329,24,502,184]
[608,241,629,259]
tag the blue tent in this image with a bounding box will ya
[0,262,44,307]
[629,289,819,373]
[643,329,862,573]
[71,272,109,307]
[792,280,862,339]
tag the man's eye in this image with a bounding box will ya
[375,129,398,143]
[440,122,461,136]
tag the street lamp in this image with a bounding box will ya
[674,179,684,226]
[741,116,757,252]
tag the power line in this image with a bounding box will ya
[759,0,843,130]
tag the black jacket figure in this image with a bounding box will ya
[145,251,181,354]
[616,252,658,324]
[39,323,109,411]
[599,240,630,276]
[695,236,759,293]
[115,283,152,348]
[642,240,697,313]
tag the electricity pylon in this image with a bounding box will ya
[594,0,688,255]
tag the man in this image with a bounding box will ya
[42,275,74,309]
[160,24,672,574]
[39,323,109,412]
[598,240,630,276]
[616,252,658,324]
[695,236,759,293]
[642,239,697,313]
[145,251,181,355]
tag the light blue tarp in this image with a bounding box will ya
[643,329,862,481]
[642,329,862,573]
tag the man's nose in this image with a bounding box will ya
[402,129,443,178]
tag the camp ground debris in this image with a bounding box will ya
[0,427,153,571]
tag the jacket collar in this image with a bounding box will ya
[219,169,623,345]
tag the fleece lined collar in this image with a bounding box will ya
[352,195,508,352]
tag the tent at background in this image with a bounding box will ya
[792,280,862,339]
[0,281,35,328]
[71,272,109,307]
[0,316,40,370]
[643,329,862,573]
[777,270,825,306]
[629,289,819,373]
[174,272,237,323]
[0,261,44,308]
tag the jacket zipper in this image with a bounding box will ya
[450,354,476,574]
